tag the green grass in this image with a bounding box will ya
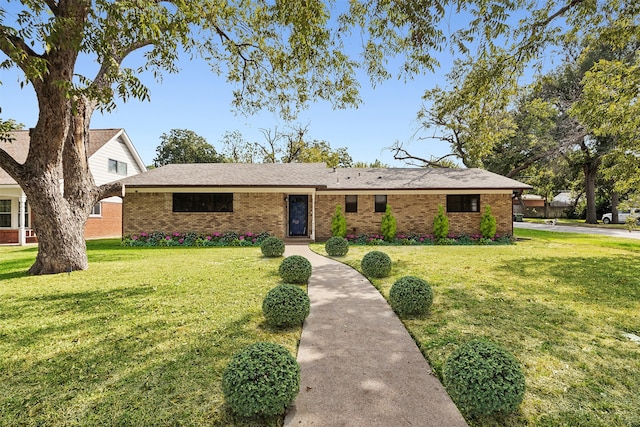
[0,240,301,426]
[313,230,640,426]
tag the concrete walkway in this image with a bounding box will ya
[283,245,467,427]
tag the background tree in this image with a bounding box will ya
[392,54,518,168]
[153,129,223,167]
[221,125,353,167]
[570,54,640,195]
[353,159,389,168]
[219,130,258,163]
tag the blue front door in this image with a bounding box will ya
[288,195,308,237]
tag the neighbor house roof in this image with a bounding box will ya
[550,190,576,207]
[0,129,142,185]
[121,163,532,191]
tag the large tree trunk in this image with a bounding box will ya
[21,118,94,274]
[611,191,619,224]
[584,160,600,224]
[27,190,89,274]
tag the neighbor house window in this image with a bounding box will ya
[173,193,233,212]
[447,194,480,212]
[374,195,387,213]
[90,203,102,217]
[345,195,358,213]
[108,159,128,175]
[0,200,10,227]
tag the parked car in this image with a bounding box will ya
[601,208,640,224]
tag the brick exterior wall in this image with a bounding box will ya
[123,192,289,237]
[122,191,513,240]
[85,201,123,239]
[0,202,122,243]
[0,229,18,244]
[315,193,513,240]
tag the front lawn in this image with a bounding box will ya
[314,229,640,426]
[0,241,299,426]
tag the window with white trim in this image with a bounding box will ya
[0,200,11,227]
[108,159,128,175]
[90,203,102,217]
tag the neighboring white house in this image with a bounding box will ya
[0,129,146,245]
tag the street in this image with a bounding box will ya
[514,221,640,240]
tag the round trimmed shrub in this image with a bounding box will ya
[278,255,312,284]
[361,251,392,278]
[222,342,300,417]
[262,284,310,327]
[389,276,433,316]
[325,236,349,256]
[261,237,285,257]
[443,339,525,417]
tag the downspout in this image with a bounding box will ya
[311,189,316,241]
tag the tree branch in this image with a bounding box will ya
[97,181,124,200]
[0,146,25,183]
[0,28,43,76]
[538,0,586,29]
[506,149,557,178]
[390,143,455,168]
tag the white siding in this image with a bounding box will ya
[89,135,145,203]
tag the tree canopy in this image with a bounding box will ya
[220,125,352,167]
[153,129,223,166]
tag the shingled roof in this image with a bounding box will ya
[121,163,532,191]
[0,129,125,185]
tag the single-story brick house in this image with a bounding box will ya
[120,163,532,240]
[0,129,146,244]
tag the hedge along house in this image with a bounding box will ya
[0,129,146,245]
[121,163,532,240]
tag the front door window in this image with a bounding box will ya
[288,195,308,236]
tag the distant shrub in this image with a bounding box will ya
[331,205,347,237]
[325,236,349,256]
[361,251,392,278]
[389,276,433,316]
[380,204,397,241]
[433,205,449,241]
[262,284,310,328]
[278,255,312,284]
[480,205,497,239]
[261,237,285,257]
[443,339,525,418]
[222,342,300,417]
